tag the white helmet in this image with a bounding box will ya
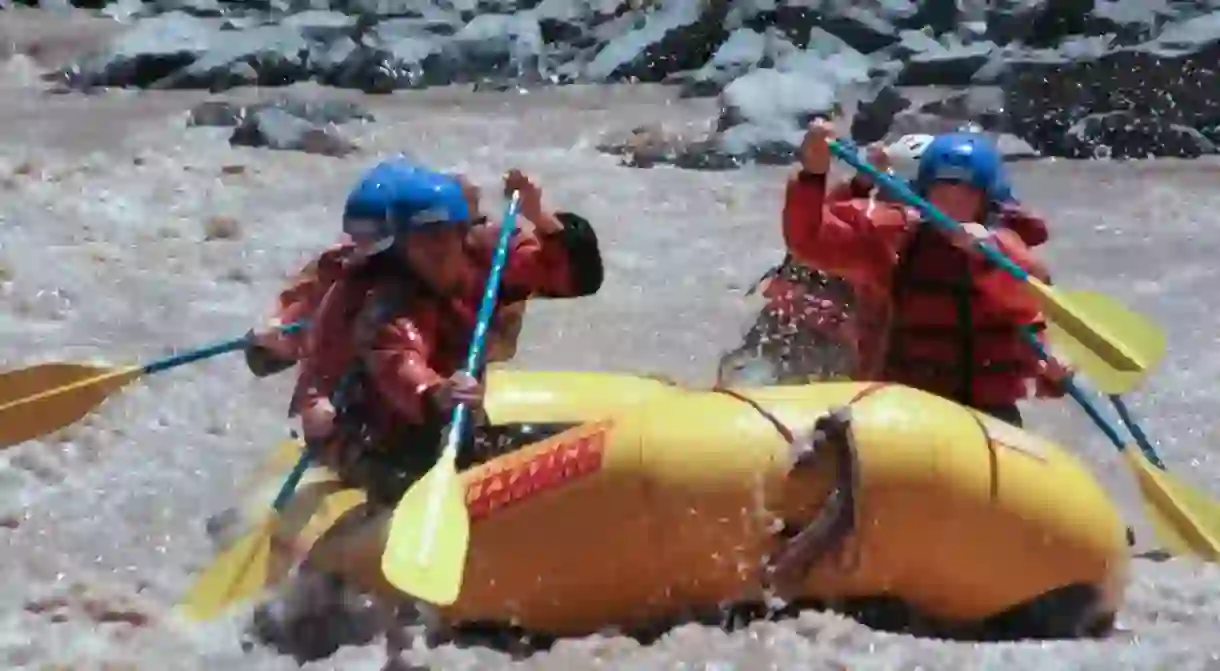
[883,133,935,182]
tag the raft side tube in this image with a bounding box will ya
[736,383,1130,624]
[482,368,681,424]
[234,374,1129,638]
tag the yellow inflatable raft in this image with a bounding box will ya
[238,370,1129,639]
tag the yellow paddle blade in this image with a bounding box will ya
[0,363,110,404]
[255,439,309,480]
[180,516,285,621]
[1029,282,1165,385]
[1045,290,1167,394]
[178,483,366,621]
[1123,448,1220,562]
[0,364,143,449]
[382,458,470,606]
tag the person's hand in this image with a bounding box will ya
[865,142,891,174]
[301,397,337,442]
[432,372,486,414]
[250,317,295,358]
[949,221,993,252]
[503,168,545,223]
[799,118,836,175]
[1036,358,1072,398]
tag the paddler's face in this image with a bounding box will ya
[927,181,987,224]
[400,225,471,295]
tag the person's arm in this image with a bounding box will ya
[362,314,448,426]
[246,243,353,376]
[972,228,1051,313]
[782,169,910,293]
[471,212,604,303]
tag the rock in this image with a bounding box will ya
[584,0,729,82]
[151,23,313,90]
[100,0,147,22]
[818,3,903,53]
[896,33,996,85]
[849,80,911,144]
[1064,110,1217,159]
[885,110,978,137]
[671,26,772,98]
[529,0,624,45]
[991,133,1040,160]
[322,23,450,92]
[595,123,715,169]
[187,99,248,126]
[229,107,358,156]
[187,96,373,127]
[445,12,545,84]
[984,0,1096,47]
[49,11,217,89]
[915,86,1005,132]
[1004,11,1220,158]
[714,66,843,164]
[909,0,959,35]
[732,0,914,53]
[330,0,455,18]
[1089,0,1177,44]
[775,27,871,85]
[147,0,225,17]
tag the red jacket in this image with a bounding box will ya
[759,176,1050,382]
[293,213,602,448]
[258,240,357,363]
[250,229,535,373]
[782,170,1053,408]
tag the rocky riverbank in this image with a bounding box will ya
[6,0,1220,166]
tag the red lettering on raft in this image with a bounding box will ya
[465,420,611,521]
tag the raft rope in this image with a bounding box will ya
[710,382,893,598]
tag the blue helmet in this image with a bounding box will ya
[913,133,1013,205]
[342,157,471,255]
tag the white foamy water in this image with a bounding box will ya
[4,32,1220,669]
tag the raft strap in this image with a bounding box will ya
[710,386,862,599]
[764,405,860,597]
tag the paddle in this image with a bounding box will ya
[830,140,1220,558]
[380,191,522,606]
[179,446,316,621]
[1024,334,1220,561]
[0,322,305,450]
[1044,292,1161,395]
[827,139,1166,390]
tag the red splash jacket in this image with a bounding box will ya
[293,213,603,449]
[782,171,1057,408]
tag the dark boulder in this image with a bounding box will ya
[1004,11,1220,157]
[229,106,359,156]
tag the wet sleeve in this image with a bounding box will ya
[244,331,298,378]
[495,212,605,301]
[244,245,352,375]
[782,170,906,293]
[362,316,447,426]
[974,230,1051,313]
[997,203,1050,248]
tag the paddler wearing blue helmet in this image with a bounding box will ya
[782,120,1070,427]
[288,158,603,503]
[242,155,435,377]
[242,156,593,377]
